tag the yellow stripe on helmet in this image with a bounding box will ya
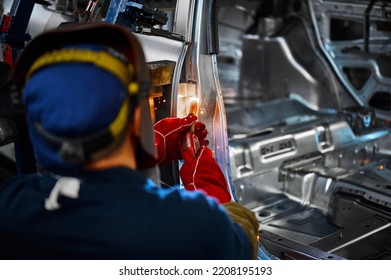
[26,48,139,95]
[109,98,130,137]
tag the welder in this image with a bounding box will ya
[0,22,259,259]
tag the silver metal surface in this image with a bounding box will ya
[309,0,391,119]
[173,0,194,43]
[218,0,391,259]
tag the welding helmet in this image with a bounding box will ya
[13,22,157,175]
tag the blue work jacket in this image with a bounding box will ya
[0,167,253,259]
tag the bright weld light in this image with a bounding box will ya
[177,83,198,117]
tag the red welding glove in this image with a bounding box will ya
[154,115,208,166]
[179,145,232,204]
[193,121,208,147]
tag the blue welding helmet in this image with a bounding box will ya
[13,22,157,175]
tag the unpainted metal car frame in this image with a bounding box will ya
[1,0,391,260]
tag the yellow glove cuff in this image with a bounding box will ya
[223,202,259,259]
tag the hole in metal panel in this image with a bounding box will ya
[369,92,391,111]
[330,18,363,41]
[343,67,371,91]
[258,210,271,217]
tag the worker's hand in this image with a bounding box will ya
[192,121,208,147]
[223,202,259,259]
[179,145,231,204]
[154,115,208,166]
